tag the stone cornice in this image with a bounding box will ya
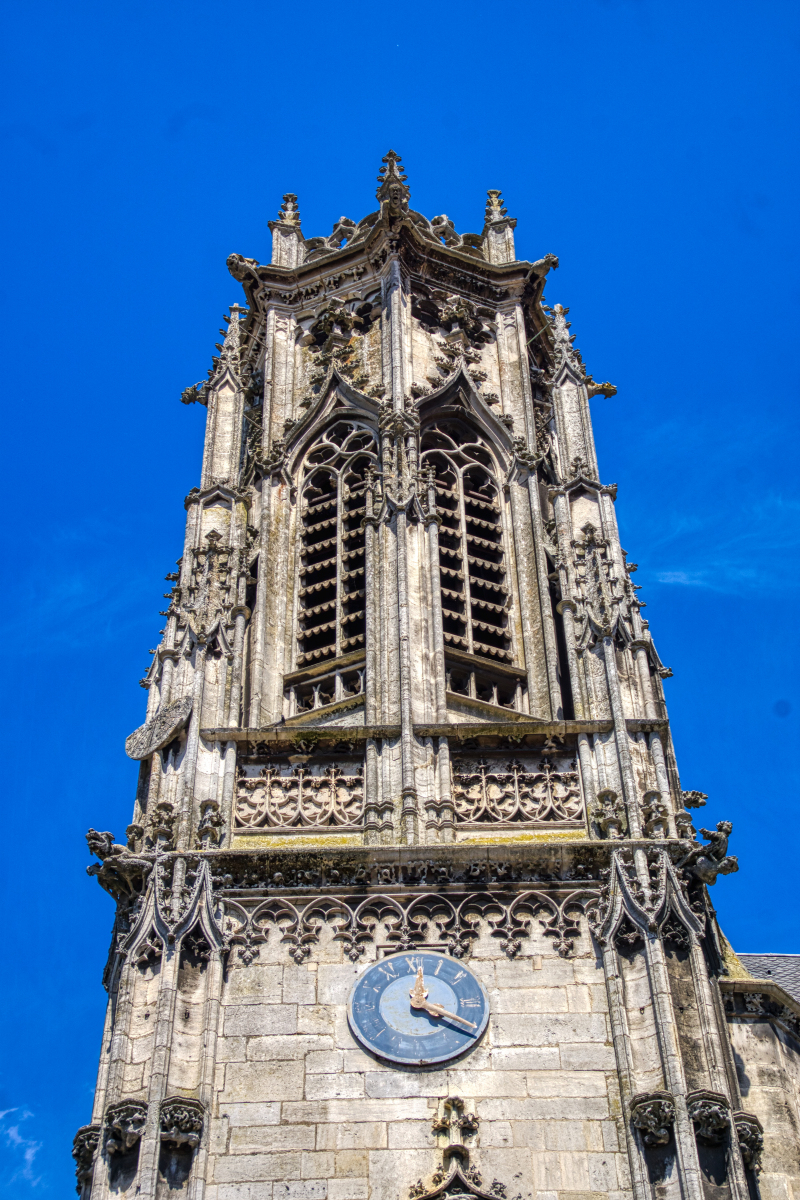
[200,717,669,742]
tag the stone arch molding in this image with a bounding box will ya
[116,860,228,984]
[109,847,704,981]
[591,849,704,950]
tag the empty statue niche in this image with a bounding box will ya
[235,743,365,833]
[421,415,512,664]
[296,421,376,668]
[157,1145,193,1196]
[450,744,584,827]
[643,1136,679,1200]
[663,919,709,1094]
[108,1141,141,1195]
[695,1132,733,1200]
[167,931,212,1098]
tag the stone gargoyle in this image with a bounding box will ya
[86,829,153,902]
[678,821,738,886]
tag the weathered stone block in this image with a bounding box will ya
[365,1071,448,1099]
[225,1004,298,1037]
[305,1049,345,1074]
[491,1047,561,1071]
[247,1035,333,1062]
[491,1013,607,1047]
[298,1006,336,1036]
[386,1121,436,1149]
[494,988,569,1014]
[305,1073,365,1101]
[283,966,318,1005]
[328,1180,368,1200]
[274,1182,328,1200]
[315,1123,387,1151]
[302,1151,336,1178]
[229,1126,317,1153]
[222,1060,305,1102]
[559,1043,616,1070]
[212,1151,303,1184]
[219,1102,281,1126]
[334,1149,369,1176]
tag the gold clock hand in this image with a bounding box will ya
[422,1002,477,1030]
[409,966,428,1008]
[409,966,477,1029]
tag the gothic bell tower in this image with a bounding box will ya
[74,153,800,1200]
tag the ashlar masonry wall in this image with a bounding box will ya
[202,926,630,1200]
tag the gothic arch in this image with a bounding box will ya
[293,418,378,670]
[420,404,514,669]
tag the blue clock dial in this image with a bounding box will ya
[347,952,489,1065]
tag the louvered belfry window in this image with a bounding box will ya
[296,421,376,667]
[421,417,512,663]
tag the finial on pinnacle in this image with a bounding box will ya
[277,193,301,226]
[481,189,517,264]
[484,190,508,223]
[376,150,410,215]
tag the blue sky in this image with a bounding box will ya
[1,0,798,1191]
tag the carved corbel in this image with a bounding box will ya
[630,1091,675,1146]
[105,1100,148,1154]
[159,1097,204,1149]
[733,1111,764,1170]
[72,1124,100,1194]
[687,1090,730,1144]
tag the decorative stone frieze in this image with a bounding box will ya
[235,762,365,831]
[450,755,583,825]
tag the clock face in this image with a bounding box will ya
[347,951,490,1066]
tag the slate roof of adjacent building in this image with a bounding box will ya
[738,954,800,1003]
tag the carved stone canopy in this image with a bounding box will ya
[733,1111,764,1170]
[125,696,193,760]
[410,1163,510,1200]
[72,1125,100,1191]
[687,1090,730,1144]
[105,1099,147,1153]
[630,1091,676,1146]
[159,1097,204,1149]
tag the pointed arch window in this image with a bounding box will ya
[421,416,512,664]
[296,420,377,668]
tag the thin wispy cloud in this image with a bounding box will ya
[0,1109,42,1188]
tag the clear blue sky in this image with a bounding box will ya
[1,0,798,1191]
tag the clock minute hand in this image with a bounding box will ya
[421,1001,477,1030]
[409,967,477,1030]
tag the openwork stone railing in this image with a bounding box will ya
[235,764,365,831]
[452,757,583,825]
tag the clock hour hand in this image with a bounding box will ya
[409,967,477,1030]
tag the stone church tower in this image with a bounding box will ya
[75,154,800,1200]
